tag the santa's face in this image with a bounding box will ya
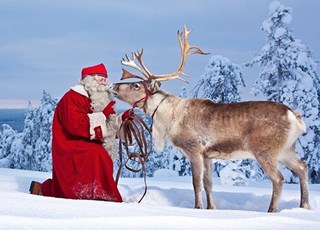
[80,75,113,112]
[96,75,107,86]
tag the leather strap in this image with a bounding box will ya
[116,113,153,203]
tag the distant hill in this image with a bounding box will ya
[0,109,26,132]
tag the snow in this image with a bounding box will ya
[274,27,286,39]
[1,168,320,230]
[261,20,272,34]
[296,52,308,66]
[281,13,292,24]
[269,1,282,12]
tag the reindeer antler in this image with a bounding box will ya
[121,25,209,82]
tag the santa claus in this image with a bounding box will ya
[29,63,130,202]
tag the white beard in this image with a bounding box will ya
[80,76,118,161]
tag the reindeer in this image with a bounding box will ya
[112,26,310,212]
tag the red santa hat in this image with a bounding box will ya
[81,63,108,79]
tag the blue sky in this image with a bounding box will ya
[0,0,319,108]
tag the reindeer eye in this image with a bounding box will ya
[131,83,140,90]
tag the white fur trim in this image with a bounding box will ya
[287,110,306,133]
[87,112,107,140]
[70,84,89,98]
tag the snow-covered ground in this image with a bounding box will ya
[0,167,319,230]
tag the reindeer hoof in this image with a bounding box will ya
[267,207,278,213]
[301,203,311,209]
[207,204,216,209]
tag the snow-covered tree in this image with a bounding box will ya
[31,90,57,171]
[0,124,17,167]
[193,54,254,185]
[0,91,57,171]
[194,55,245,102]
[219,160,254,186]
[9,102,34,169]
[245,1,320,183]
[22,102,36,169]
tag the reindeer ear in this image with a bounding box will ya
[121,69,145,81]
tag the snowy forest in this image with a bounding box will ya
[0,1,319,184]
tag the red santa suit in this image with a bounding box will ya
[41,84,122,202]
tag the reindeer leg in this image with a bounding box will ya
[190,156,204,209]
[267,170,284,213]
[203,158,216,209]
[172,135,205,209]
[280,149,310,209]
[255,153,284,212]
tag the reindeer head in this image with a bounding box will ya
[112,25,208,108]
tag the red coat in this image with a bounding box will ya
[41,85,122,202]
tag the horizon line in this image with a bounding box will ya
[0,99,41,109]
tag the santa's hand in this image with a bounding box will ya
[121,109,134,121]
[103,101,116,118]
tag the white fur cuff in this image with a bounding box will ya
[87,112,107,140]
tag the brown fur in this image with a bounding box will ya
[112,81,310,212]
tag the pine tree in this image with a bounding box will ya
[0,126,4,159]
[193,54,253,186]
[0,91,58,171]
[9,102,35,169]
[245,1,320,183]
[194,55,245,102]
[22,102,36,169]
[0,124,16,167]
[31,90,57,171]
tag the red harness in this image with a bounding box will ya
[132,82,152,110]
